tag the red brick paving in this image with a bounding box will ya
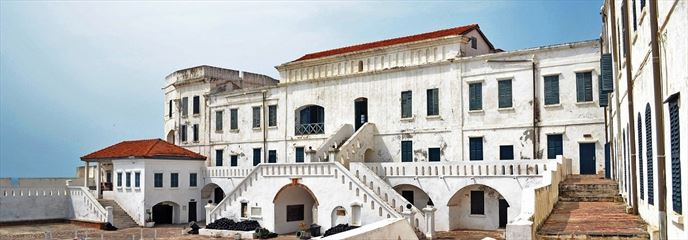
[436,229,505,240]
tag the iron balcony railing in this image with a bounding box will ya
[295,123,324,135]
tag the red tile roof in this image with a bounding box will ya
[81,139,206,161]
[291,24,480,62]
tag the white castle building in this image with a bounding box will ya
[1,23,619,239]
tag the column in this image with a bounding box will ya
[84,161,90,188]
[95,162,101,198]
[401,209,416,227]
[422,206,437,239]
[205,202,217,224]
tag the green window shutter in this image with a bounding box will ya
[498,80,512,108]
[584,73,593,101]
[576,73,585,102]
[545,76,560,105]
[469,83,482,110]
[401,91,412,118]
[401,141,413,162]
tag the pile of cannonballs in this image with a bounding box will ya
[323,224,359,237]
[206,218,261,231]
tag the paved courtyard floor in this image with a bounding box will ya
[436,229,505,240]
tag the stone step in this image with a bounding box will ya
[97,199,139,229]
[558,175,621,202]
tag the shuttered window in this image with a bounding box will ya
[216,110,223,131]
[192,96,200,115]
[170,173,178,188]
[500,145,514,160]
[180,125,187,142]
[469,137,483,161]
[401,91,412,118]
[470,37,477,49]
[599,54,613,107]
[544,75,560,105]
[469,83,482,110]
[268,105,277,127]
[576,72,593,102]
[268,150,277,163]
[193,124,199,142]
[189,173,197,187]
[428,148,440,162]
[427,88,439,116]
[134,172,141,188]
[181,97,188,117]
[401,141,413,162]
[154,173,162,188]
[638,116,644,200]
[547,134,563,159]
[498,80,512,108]
[669,98,681,214]
[295,147,304,163]
[252,107,261,128]
[117,172,122,187]
[253,148,261,166]
[216,149,223,166]
[230,155,238,167]
[646,104,654,205]
[470,191,485,215]
[125,172,130,187]
[230,109,238,130]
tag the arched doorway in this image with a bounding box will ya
[295,105,325,135]
[364,149,376,162]
[201,183,225,205]
[354,98,368,131]
[393,184,433,209]
[166,130,175,144]
[152,201,180,225]
[331,206,348,228]
[447,184,509,230]
[272,183,319,234]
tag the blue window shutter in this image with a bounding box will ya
[216,150,223,166]
[601,54,614,92]
[401,91,412,118]
[498,80,512,108]
[646,104,654,205]
[545,76,559,105]
[469,137,483,161]
[576,73,585,102]
[669,98,681,213]
[638,116,644,200]
[401,141,413,162]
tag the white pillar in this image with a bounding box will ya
[205,203,216,224]
[350,202,362,226]
[422,206,437,239]
[95,162,101,198]
[401,209,416,228]
[311,205,318,225]
[106,206,114,224]
[84,161,90,188]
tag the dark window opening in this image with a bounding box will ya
[168,100,173,118]
[427,88,439,116]
[498,80,512,108]
[428,148,441,162]
[154,173,163,188]
[401,190,414,205]
[268,150,277,163]
[134,172,140,188]
[170,173,178,188]
[253,148,261,166]
[401,91,412,118]
[500,145,514,160]
[182,97,188,117]
[193,124,199,142]
[296,105,324,135]
[268,105,277,127]
[181,125,187,142]
[117,172,122,187]
[125,172,131,187]
[192,96,200,115]
[190,173,197,187]
[469,83,482,110]
[286,204,305,222]
[230,155,238,167]
[470,37,477,49]
[357,61,363,72]
[252,107,261,128]
[547,134,564,159]
[469,137,483,161]
[470,190,485,215]
[544,75,560,105]
[230,109,238,130]
[401,141,413,162]
[215,111,223,131]
[295,147,304,163]
[216,149,223,166]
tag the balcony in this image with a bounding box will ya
[295,123,324,135]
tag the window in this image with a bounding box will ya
[268,150,277,163]
[401,91,412,118]
[401,141,413,162]
[500,145,514,160]
[296,105,324,135]
[669,98,681,214]
[638,115,644,200]
[134,172,140,188]
[470,191,485,215]
[190,173,197,187]
[640,0,646,10]
[253,148,261,166]
[286,204,305,222]
[426,88,439,116]
[193,124,199,142]
[192,96,200,115]
[241,202,248,218]
[216,149,223,166]
[170,173,179,188]
[358,61,363,72]
[252,106,261,128]
[469,83,482,110]
[181,97,188,117]
[632,0,637,31]
[125,172,131,187]
[230,109,238,130]
[428,148,440,162]
[547,134,563,159]
[646,104,654,205]
[576,72,593,102]
[621,2,628,57]
[154,173,163,188]
[295,147,304,163]
[230,155,238,167]
[470,37,477,49]
[498,80,513,108]
[469,137,483,161]
[544,75,560,105]
[215,110,223,131]
[117,172,122,187]
[168,100,173,118]
[268,105,277,127]
[181,125,187,142]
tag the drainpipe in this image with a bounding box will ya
[649,0,667,238]
[620,0,639,215]
[608,0,621,182]
[262,90,268,164]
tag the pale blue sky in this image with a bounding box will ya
[0,1,602,178]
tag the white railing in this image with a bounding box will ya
[363,159,553,178]
[68,186,110,223]
[350,163,427,233]
[208,162,401,223]
[204,166,254,178]
[295,122,325,135]
[337,123,378,167]
[0,186,110,224]
[312,124,354,162]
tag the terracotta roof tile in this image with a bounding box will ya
[81,139,206,161]
[291,24,479,62]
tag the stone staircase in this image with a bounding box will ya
[537,175,649,240]
[97,199,138,229]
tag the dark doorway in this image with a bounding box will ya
[354,98,368,131]
[401,190,414,205]
[498,199,509,228]
[188,201,197,222]
[153,204,173,224]
[579,143,596,174]
[214,187,225,205]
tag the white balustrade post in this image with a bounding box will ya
[205,202,216,224]
[401,208,416,227]
[422,206,437,239]
[305,148,316,163]
[106,206,114,224]
[84,161,90,188]
[95,162,101,198]
[328,149,339,164]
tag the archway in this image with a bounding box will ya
[363,149,376,162]
[393,184,433,209]
[201,183,225,205]
[272,183,319,234]
[166,130,175,144]
[330,206,348,229]
[152,201,180,225]
[447,184,509,230]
